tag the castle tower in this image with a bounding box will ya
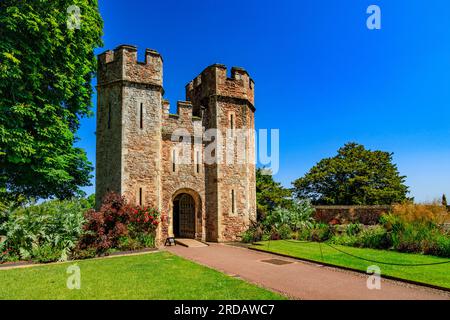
[96,45,163,209]
[186,64,256,241]
[96,46,256,243]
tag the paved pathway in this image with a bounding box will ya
[166,243,450,300]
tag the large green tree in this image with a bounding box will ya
[0,0,103,203]
[293,142,409,205]
[256,168,293,221]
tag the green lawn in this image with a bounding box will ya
[251,240,450,289]
[0,251,284,300]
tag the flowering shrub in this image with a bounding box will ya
[75,192,160,256]
[128,206,160,234]
[76,192,130,254]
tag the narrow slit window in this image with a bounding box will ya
[196,151,200,173]
[139,103,143,129]
[107,103,111,129]
[139,188,142,206]
[230,114,234,136]
[172,149,176,172]
[231,189,235,214]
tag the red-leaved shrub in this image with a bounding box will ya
[75,192,161,256]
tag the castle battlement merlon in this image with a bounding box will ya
[97,45,163,89]
[185,64,255,109]
[96,46,256,243]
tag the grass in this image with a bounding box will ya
[251,240,450,289]
[0,251,285,300]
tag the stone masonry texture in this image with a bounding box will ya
[96,45,256,244]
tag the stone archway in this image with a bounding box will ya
[170,188,203,240]
[173,193,195,238]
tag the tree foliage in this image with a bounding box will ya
[0,0,103,202]
[256,168,292,221]
[293,142,409,205]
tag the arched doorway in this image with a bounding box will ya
[173,193,195,238]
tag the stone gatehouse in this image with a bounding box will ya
[96,45,256,243]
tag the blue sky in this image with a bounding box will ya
[77,0,450,202]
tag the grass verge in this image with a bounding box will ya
[251,240,450,290]
[0,251,285,300]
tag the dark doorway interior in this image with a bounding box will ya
[173,193,195,238]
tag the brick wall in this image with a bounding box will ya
[313,205,392,225]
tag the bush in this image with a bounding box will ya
[77,192,160,255]
[241,221,265,243]
[346,223,363,236]
[329,234,359,247]
[380,212,450,257]
[310,223,333,242]
[32,244,63,263]
[77,192,130,254]
[357,225,390,249]
[244,200,315,243]
[270,225,292,240]
[423,234,450,258]
[0,199,88,262]
[330,225,390,249]
[264,200,315,232]
[118,236,142,251]
[69,247,97,260]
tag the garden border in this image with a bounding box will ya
[248,244,450,293]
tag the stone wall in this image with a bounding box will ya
[97,45,256,244]
[186,64,256,242]
[314,205,392,225]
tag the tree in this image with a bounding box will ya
[293,142,409,205]
[443,194,448,207]
[256,168,293,221]
[0,1,103,202]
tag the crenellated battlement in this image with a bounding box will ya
[185,64,255,109]
[96,46,256,243]
[97,45,163,88]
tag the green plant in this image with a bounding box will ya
[0,199,88,262]
[256,168,293,221]
[346,223,362,236]
[32,244,63,263]
[69,247,97,260]
[118,236,142,251]
[356,225,390,249]
[310,223,332,242]
[241,221,265,243]
[271,225,292,240]
[263,200,315,233]
[423,234,450,258]
[138,234,155,248]
[0,0,103,202]
[293,142,409,205]
[329,234,359,246]
[380,212,450,257]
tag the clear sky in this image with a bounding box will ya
[77,0,450,202]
